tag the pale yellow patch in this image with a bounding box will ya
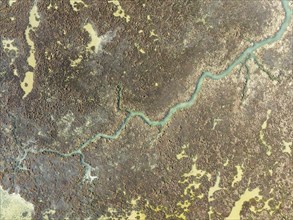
[212,118,222,130]
[0,186,34,220]
[145,152,208,220]
[47,3,58,10]
[130,196,141,206]
[208,174,222,220]
[232,165,243,187]
[9,0,17,6]
[83,23,102,53]
[150,29,159,38]
[177,200,191,212]
[180,155,211,198]
[13,69,18,76]
[42,209,56,220]
[146,201,164,213]
[70,55,83,67]
[176,149,188,160]
[45,51,50,61]
[261,110,271,129]
[98,196,146,220]
[197,194,204,199]
[208,174,222,202]
[26,3,40,69]
[250,197,281,216]
[70,0,88,11]
[183,182,201,198]
[208,208,214,220]
[223,158,229,166]
[98,208,146,220]
[176,143,189,160]
[147,15,151,21]
[260,110,272,156]
[226,187,262,220]
[47,3,52,9]
[56,40,67,50]
[20,72,34,99]
[195,16,207,25]
[128,210,146,220]
[182,156,207,179]
[2,39,18,53]
[108,0,130,23]
[262,198,273,214]
[22,3,40,98]
[154,82,159,87]
[282,140,292,155]
[134,43,146,54]
[182,144,189,149]
[166,155,209,219]
[2,39,19,76]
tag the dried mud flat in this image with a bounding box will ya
[0,0,292,219]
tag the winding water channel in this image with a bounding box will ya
[25,0,292,179]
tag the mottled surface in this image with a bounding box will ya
[0,0,292,219]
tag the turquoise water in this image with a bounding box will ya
[34,0,292,178]
[78,0,292,149]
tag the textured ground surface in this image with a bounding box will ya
[0,0,292,219]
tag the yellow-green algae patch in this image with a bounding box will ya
[134,43,146,54]
[9,0,17,7]
[0,186,34,220]
[70,0,88,11]
[108,0,130,23]
[226,187,261,220]
[42,209,56,220]
[70,55,83,67]
[2,39,19,76]
[98,196,146,220]
[208,173,222,202]
[250,197,281,216]
[25,3,40,69]
[21,2,40,99]
[2,39,18,54]
[176,144,189,160]
[181,156,211,181]
[212,118,222,130]
[208,174,223,219]
[20,72,34,99]
[231,164,244,187]
[282,140,292,155]
[169,155,211,220]
[83,23,102,53]
[223,158,229,166]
